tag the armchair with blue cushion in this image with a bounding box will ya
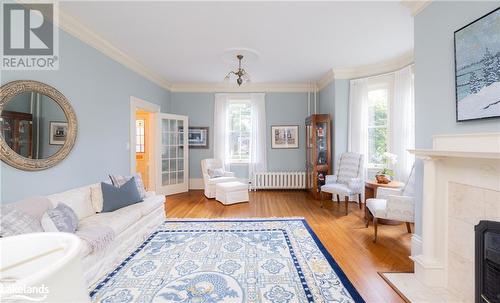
[320,152,364,215]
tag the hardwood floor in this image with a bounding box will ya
[166,190,413,303]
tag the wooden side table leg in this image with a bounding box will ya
[365,207,369,227]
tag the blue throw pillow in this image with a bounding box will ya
[101,177,143,213]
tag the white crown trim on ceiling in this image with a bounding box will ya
[401,0,432,16]
[169,83,315,93]
[51,2,425,93]
[58,9,173,91]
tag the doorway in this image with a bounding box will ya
[130,97,189,195]
[130,96,160,192]
[135,110,152,189]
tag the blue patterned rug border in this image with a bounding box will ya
[90,218,365,303]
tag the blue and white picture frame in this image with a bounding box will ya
[455,7,500,122]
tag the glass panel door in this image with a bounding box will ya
[157,113,188,195]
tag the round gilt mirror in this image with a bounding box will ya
[0,80,77,171]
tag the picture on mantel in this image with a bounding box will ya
[454,7,500,122]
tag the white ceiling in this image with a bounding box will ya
[60,1,414,85]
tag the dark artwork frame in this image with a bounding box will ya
[271,125,299,149]
[188,126,209,149]
[454,7,500,122]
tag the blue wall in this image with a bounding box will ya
[170,92,309,179]
[318,79,350,170]
[413,1,500,235]
[1,29,171,203]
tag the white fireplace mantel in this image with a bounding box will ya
[388,133,500,302]
[409,149,500,160]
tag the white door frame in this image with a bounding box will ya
[156,113,189,196]
[130,96,161,191]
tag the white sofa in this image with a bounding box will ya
[201,159,237,198]
[8,183,166,289]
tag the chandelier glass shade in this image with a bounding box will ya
[224,54,251,86]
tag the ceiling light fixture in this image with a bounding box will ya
[224,54,251,86]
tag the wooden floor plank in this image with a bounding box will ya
[165,190,413,303]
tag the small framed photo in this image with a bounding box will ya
[49,121,68,145]
[188,126,209,148]
[271,125,299,149]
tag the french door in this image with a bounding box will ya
[156,113,188,195]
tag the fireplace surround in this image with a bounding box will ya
[475,220,500,303]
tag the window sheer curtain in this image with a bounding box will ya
[390,65,415,182]
[214,93,231,171]
[348,78,369,173]
[213,93,267,179]
[248,93,267,180]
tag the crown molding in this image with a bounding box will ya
[57,9,172,91]
[400,0,432,16]
[170,82,315,93]
[333,50,414,80]
[317,69,335,91]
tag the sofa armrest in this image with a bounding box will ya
[224,171,235,177]
[325,175,337,184]
[376,187,402,200]
[386,195,414,222]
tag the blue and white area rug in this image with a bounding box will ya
[90,218,364,303]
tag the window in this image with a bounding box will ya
[227,101,251,163]
[367,87,389,168]
[136,119,145,153]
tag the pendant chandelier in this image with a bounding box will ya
[224,54,251,86]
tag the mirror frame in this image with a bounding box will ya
[0,80,77,171]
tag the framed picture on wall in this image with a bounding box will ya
[271,125,299,149]
[454,7,500,122]
[49,121,68,145]
[188,126,209,148]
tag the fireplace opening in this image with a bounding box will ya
[475,220,500,303]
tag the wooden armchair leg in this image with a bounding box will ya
[336,194,340,204]
[365,206,369,227]
[373,217,378,243]
[358,194,362,209]
[406,222,412,233]
[344,196,349,215]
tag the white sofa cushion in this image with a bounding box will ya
[321,183,353,196]
[48,186,95,220]
[366,198,387,219]
[140,194,165,216]
[78,203,142,235]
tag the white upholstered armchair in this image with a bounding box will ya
[320,152,364,215]
[201,159,237,198]
[366,165,415,243]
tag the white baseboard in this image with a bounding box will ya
[411,234,422,258]
[189,178,204,190]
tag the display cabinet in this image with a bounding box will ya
[0,110,33,158]
[305,114,331,200]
